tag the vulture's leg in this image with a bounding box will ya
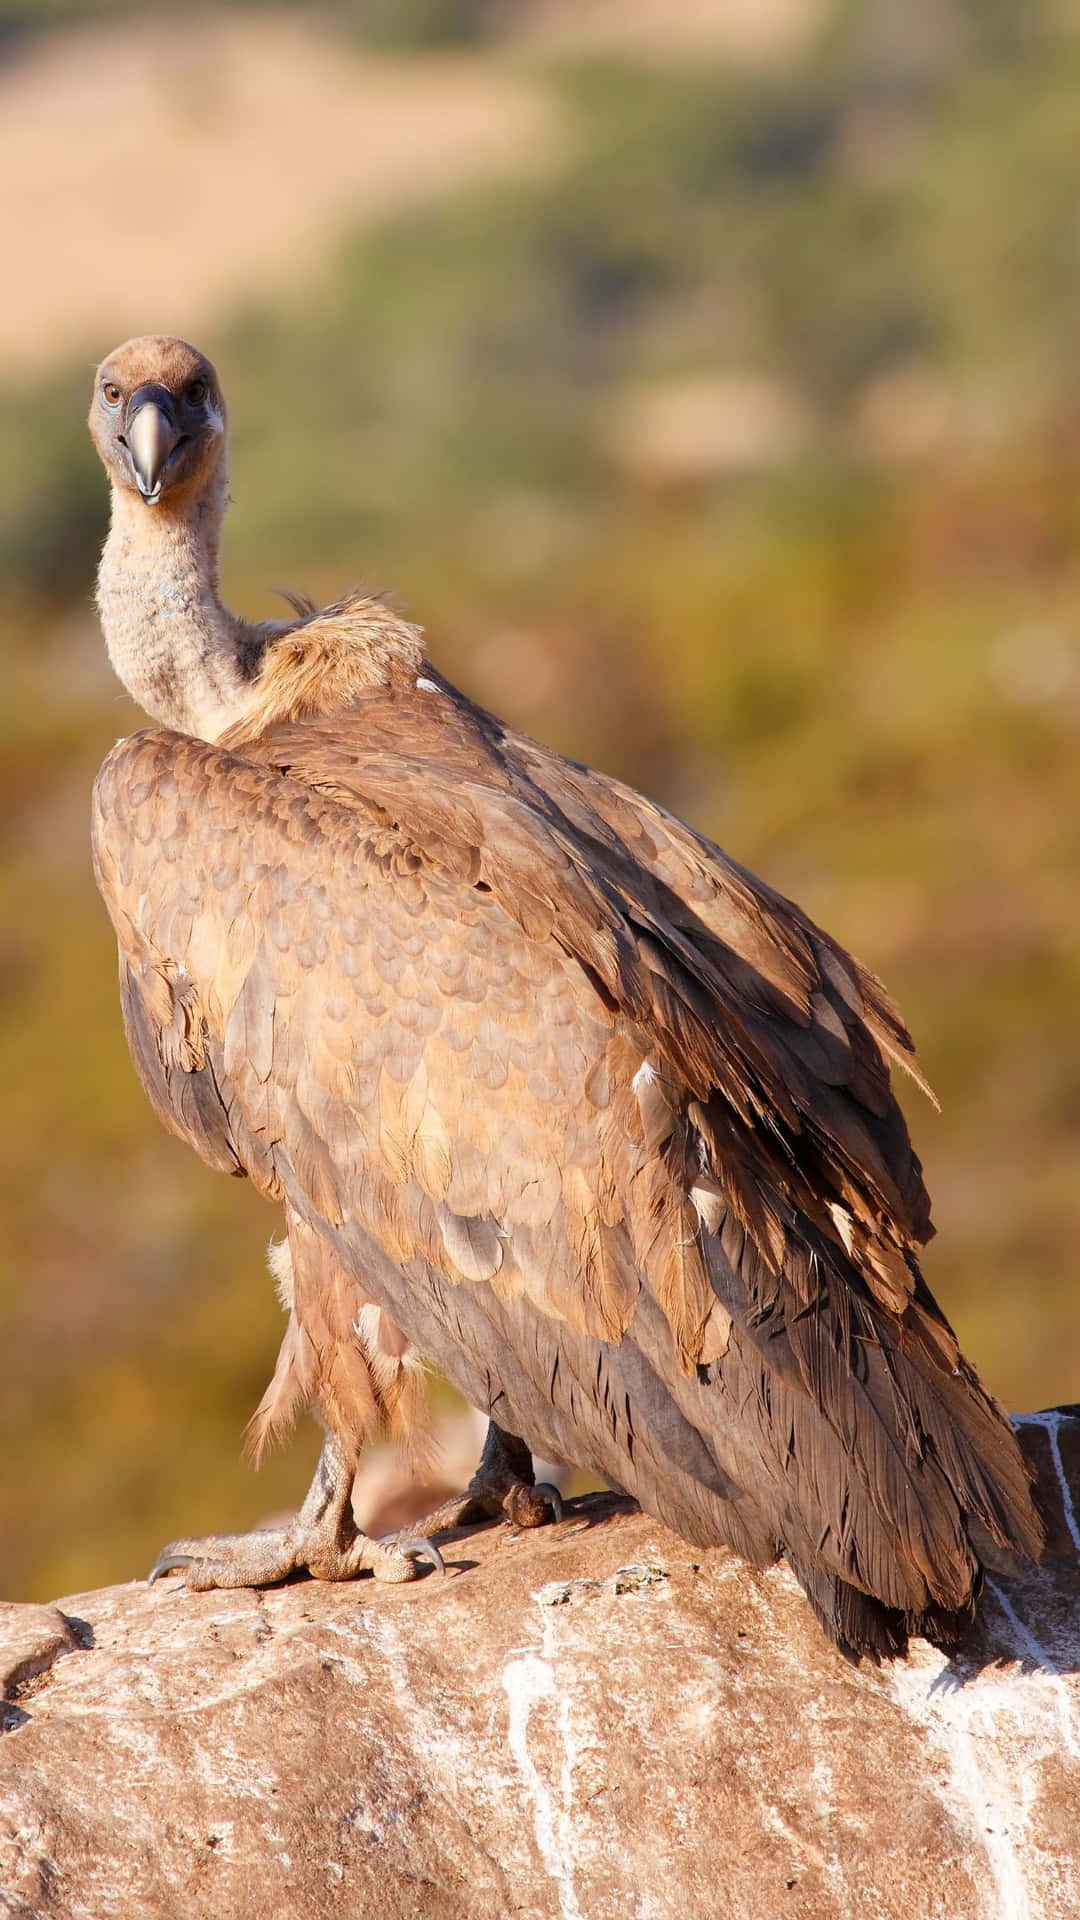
[390,1420,562,1542]
[149,1431,443,1592]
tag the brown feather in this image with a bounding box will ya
[88,429,1042,1657]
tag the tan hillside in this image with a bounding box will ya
[0,12,562,378]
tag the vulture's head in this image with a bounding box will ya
[89,335,225,508]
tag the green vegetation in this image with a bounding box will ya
[2,0,1079,1598]
[0,0,514,45]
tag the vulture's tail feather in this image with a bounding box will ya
[786,1555,980,1663]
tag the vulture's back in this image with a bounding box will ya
[92,670,1042,1657]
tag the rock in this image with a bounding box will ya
[0,1607,82,1735]
[1,1413,1079,1920]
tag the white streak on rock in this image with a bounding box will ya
[889,1636,1074,1920]
[502,1604,582,1920]
[987,1581,1079,1760]
[346,1612,492,1812]
[1014,1410,1080,1557]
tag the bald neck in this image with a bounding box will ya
[96,462,264,741]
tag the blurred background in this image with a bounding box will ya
[1,0,1078,1602]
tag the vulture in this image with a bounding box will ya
[87,334,1042,1659]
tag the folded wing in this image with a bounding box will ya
[92,691,1041,1656]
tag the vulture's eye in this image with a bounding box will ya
[102,382,122,408]
[186,378,209,407]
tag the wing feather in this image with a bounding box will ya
[92,700,1041,1657]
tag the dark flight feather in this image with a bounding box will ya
[91,651,1043,1657]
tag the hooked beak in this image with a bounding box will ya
[125,385,183,504]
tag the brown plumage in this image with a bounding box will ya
[87,335,1043,1656]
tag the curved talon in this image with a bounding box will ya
[533,1482,564,1523]
[148,1552,195,1585]
[396,1536,445,1575]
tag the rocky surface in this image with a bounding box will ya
[2,1411,1079,1920]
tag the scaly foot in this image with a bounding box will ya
[394,1421,563,1542]
[149,1433,443,1592]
